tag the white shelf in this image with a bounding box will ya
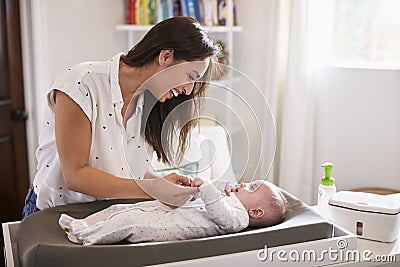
[116,24,242,33]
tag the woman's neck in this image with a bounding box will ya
[118,60,157,121]
[118,59,157,103]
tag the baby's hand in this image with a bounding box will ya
[191,177,204,187]
[188,177,204,200]
[224,182,234,196]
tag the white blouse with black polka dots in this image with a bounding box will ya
[34,53,152,210]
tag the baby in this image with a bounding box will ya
[222,179,287,228]
[59,179,287,245]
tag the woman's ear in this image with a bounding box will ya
[248,208,264,219]
[158,49,174,67]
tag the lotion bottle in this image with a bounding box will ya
[317,162,336,218]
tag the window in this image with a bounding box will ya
[310,0,400,68]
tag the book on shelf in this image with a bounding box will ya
[125,0,237,26]
[135,0,150,25]
[127,0,136,24]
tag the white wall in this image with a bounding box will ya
[22,0,126,181]
[231,1,276,181]
[313,67,400,201]
[234,1,271,87]
[37,0,126,121]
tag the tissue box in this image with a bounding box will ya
[328,191,400,242]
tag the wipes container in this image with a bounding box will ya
[328,191,400,242]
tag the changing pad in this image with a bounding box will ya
[17,189,333,267]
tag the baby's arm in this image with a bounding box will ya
[196,179,249,232]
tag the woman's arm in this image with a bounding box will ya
[55,90,197,202]
[55,90,151,199]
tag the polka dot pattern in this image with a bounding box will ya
[33,53,152,210]
[59,184,249,245]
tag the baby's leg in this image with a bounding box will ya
[59,204,137,244]
[77,208,143,245]
[81,204,136,225]
[59,214,87,244]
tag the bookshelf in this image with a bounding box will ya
[115,24,242,32]
[116,0,241,66]
[116,24,242,66]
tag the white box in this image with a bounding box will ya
[328,191,400,242]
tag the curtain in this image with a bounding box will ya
[263,0,317,204]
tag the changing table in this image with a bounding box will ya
[3,189,357,266]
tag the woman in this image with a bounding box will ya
[23,16,221,217]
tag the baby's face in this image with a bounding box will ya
[231,181,270,209]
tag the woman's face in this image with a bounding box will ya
[145,58,210,102]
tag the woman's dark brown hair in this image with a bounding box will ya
[121,16,221,165]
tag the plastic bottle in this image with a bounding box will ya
[317,162,336,218]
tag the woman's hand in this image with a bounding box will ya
[163,172,193,187]
[135,174,199,207]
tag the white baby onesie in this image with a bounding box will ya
[59,182,249,245]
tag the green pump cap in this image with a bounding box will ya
[321,162,334,186]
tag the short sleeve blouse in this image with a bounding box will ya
[33,53,152,210]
